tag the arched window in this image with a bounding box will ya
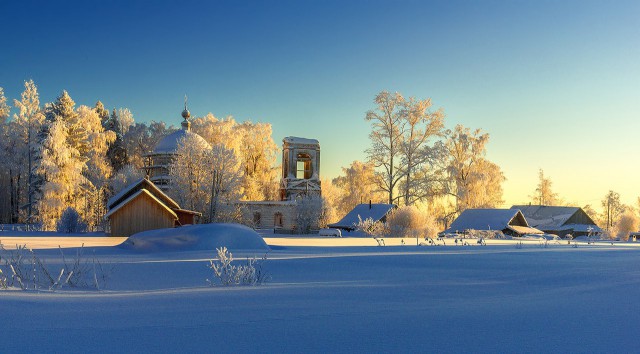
[296,153,312,179]
[274,212,284,228]
[253,212,261,227]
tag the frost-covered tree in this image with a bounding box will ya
[531,169,559,206]
[123,121,174,168]
[319,178,339,225]
[75,105,116,229]
[3,80,46,223]
[295,195,323,233]
[237,121,279,201]
[191,114,279,201]
[365,91,405,205]
[0,87,9,123]
[441,125,504,214]
[94,101,110,128]
[386,205,439,243]
[56,207,87,233]
[398,96,445,206]
[104,108,128,172]
[168,134,214,214]
[208,144,243,222]
[37,119,89,230]
[332,160,384,218]
[109,163,144,194]
[76,105,116,188]
[464,159,505,209]
[601,190,625,231]
[167,135,243,222]
[616,211,639,241]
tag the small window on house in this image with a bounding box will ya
[274,212,284,228]
[296,153,312,179]
[253,212,261,227]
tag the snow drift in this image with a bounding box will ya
[119,223,269,252]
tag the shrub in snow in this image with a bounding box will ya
[466,229,504,240]
[56,207,87,233]
[356,215,389,239]
[0,243,111,291]
[207,247,269,286]
[385,206,439,245]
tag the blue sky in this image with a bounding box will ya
[1,0,639,209]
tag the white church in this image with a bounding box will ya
[142,102,322,232]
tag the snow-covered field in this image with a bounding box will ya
[2,226,640,353]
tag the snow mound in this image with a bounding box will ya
[119,223,269,252]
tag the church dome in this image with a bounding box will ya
[152,129,211,154]
[151,101,210,155]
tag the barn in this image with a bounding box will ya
[105,178,201,237]
[328,203,396,232]
[445,208,543,236]
[511,205,601,237]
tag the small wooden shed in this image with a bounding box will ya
[106,178,201,237]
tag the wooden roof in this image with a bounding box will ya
[108,178,179,211]
[105,189,178,220]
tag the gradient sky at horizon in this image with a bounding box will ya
[1,0,639,210]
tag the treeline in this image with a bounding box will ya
[0,81,278,230]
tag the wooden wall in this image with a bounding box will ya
[109,193,176,237]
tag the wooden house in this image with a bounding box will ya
[105,178,201,237]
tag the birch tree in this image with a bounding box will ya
[366,91,405,205]
[398,97,445,205]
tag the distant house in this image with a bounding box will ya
[328,203,396,232]
[105,178,201,237]
[511,205,601,237]
[445,208,543,236]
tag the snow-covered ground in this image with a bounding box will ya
[2,226,640,353]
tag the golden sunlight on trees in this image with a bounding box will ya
[332,160,384,218]
[365,91,446,207]
[530,169,559,206]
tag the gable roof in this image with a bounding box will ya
[108,178,179,211]
[105,189,178,220]
[511,205,600,231]
[328,204,396,230]
[446,208,542,235]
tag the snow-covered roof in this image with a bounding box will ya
[283,136,320,146]
[152,129,210,155]
[446,208,542,235]
[511,205,599,231]
[328,204,396,230]
[105,189,178,220]
[108,178,179,210]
